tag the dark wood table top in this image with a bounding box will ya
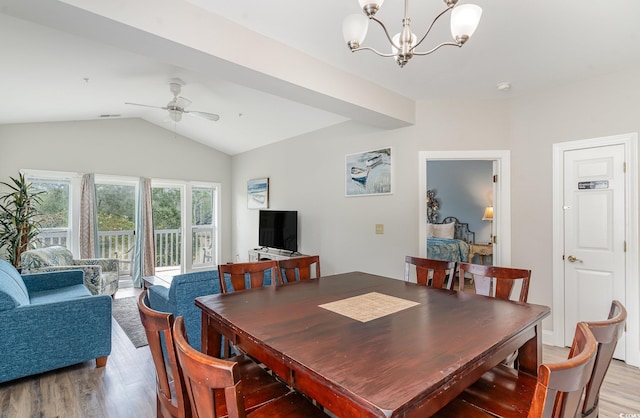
[196,271,550,418]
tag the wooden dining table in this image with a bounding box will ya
[196,271,550,418]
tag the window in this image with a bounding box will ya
[95,180,137,276]
[29,176,71,249]
[22,170,220,273]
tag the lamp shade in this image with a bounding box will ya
[482,206,494,221]
[359,0,384,16]
[450,4,482,41]
[359,0,383,9]
[343,14,369,46]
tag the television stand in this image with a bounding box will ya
[248,248,306,262]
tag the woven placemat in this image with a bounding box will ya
[319,292,419,322]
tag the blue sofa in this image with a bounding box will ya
[0,260,112,383]
[147,268,273,351]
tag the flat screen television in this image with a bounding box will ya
[259,210,298,252]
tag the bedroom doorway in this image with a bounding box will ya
[419,150,511,267]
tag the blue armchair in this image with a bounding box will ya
[147,270,222,352]
[0,260,112,383]
[20,246,119,296]
[147,268,273,352]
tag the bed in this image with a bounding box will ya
[426,216,475,262]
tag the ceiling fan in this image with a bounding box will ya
[125,81,220,122]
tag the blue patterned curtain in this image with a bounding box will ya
[79,173,99,258]
[132,177,155,287]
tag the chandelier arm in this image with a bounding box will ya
[413,41,461,56]
[350,46,398,58]
[413,6,453,50]
[370,16,401,50]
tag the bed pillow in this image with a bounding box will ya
[426,222,455,239]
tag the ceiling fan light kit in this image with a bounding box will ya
[343,0,482,67]
[125,81,220,122]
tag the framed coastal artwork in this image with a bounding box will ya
[345,147,392,197]
[248,178,269,209]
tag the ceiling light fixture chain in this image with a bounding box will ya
[343,0,482,67]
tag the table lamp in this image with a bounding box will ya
[482,206,493,243]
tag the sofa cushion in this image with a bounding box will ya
[29,284,92,305]
[0,260,30,309]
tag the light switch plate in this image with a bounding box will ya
[375,224,384,234]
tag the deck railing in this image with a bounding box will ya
[37,227,214,272]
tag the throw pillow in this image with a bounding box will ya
[426,222,455,239]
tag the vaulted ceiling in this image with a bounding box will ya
[2,0,640,155]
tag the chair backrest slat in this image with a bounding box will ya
[278,256,321,283]
[404,256,456,290]
[459,262,531,302]
[218,260,281,293]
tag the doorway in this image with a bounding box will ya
[151,184,184,278]
[552,133,639,366]
[419,150,511,267]
[427,160,494,249]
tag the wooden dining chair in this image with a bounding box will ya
[137,290,190,418]
[447,301,626,418]
[172,316,329,418]
[458,262,531,302]
[138,291,291,418]
[278,255,321,283]
[579,300,627,418]
[404,256,456,290]
[434,321,598,418]
[218,260,282,293]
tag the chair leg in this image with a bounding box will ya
[96,356,108,368]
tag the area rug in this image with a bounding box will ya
[112,296,148,348]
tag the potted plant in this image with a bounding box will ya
[0,173,44,268]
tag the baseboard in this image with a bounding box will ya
[542,330,556,347]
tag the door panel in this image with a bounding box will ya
[564,144,625,360]
[575,192,612,250]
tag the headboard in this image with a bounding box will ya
[441,216,476,244]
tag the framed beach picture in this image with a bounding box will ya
[248,178,269,209]
[345,147,392,197]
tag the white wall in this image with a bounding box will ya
[232,65,640,341]
[509,66,640,337]
[0,118,233,263]
[231,100,510,278]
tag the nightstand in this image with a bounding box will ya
[469,243,493,265]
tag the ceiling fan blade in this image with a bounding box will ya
[185,110,220,122]
[125,102,167,110]
[175,96,192,109]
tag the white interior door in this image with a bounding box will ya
[563,144,626,360]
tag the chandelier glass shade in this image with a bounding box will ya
[343,0,482,67]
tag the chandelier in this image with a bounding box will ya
[342,0,482,67]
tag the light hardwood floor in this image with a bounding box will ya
[0,289,639,417]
